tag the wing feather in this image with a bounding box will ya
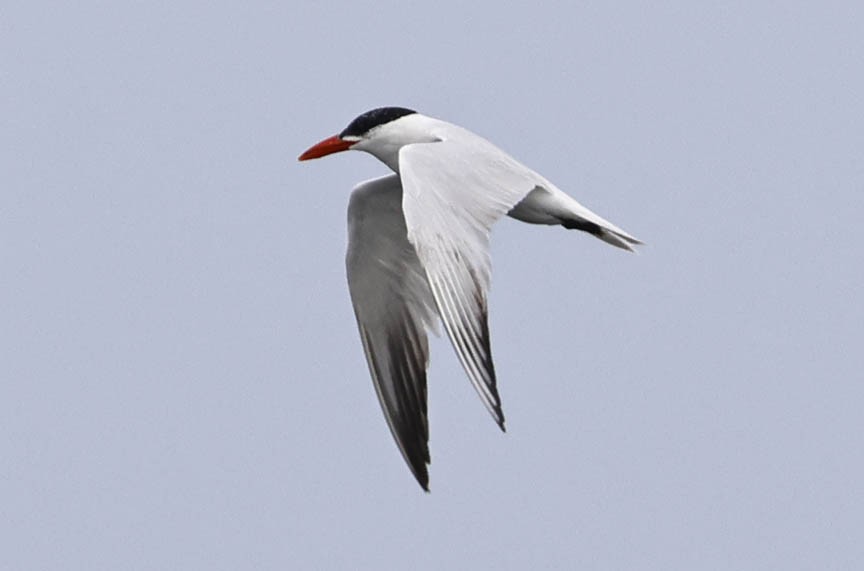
[346,175,438,490]
[399,134,539,429]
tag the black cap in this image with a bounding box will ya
[340,107,417,138]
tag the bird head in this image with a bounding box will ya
[299,107,439,172]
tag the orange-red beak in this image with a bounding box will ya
[298,135,354,161]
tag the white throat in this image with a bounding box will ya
[351,114,442,174]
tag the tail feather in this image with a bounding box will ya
[508,184,642,251]
[560,217,642,252]
[598,229,641,251]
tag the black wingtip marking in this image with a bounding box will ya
[359,323,431,492]
[413,463,430,492]
[409,455,430,492]
[473,276,506,429]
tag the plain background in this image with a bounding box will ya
[3,2,863,569]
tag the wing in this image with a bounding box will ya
[399,133,539,430]
[346,174,439,490]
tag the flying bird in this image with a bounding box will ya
[299,107,641,490]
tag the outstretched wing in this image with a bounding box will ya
[399,131,539,430]
[346,175,439,490]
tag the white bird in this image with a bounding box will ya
[299,107,640,490]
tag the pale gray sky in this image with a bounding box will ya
[3,2,863,569]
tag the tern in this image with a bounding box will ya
[299,107,641,490]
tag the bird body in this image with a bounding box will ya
[300,107,640,490]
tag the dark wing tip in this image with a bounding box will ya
[478,299,506,432]
[406,459,430,491]
[418,473,430,493]
[359,322,433,492]
[404,436,431,492]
